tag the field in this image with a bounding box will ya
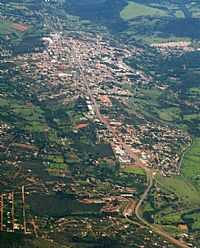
[120,1,168,21]
[0,20,28,36]
[153,138,200,234]
[118,0,200,43]
[181,138,200,182]
[188,3,200,18]
[183,210,200,230]
[0,97,48,133]
[158,107,182,122]
[28,193,103,217]
[156,175,200,207]
[0,20,16,35]
[122,166,145,175]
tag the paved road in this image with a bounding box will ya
[135,168,153,224]
[134,169,189,248]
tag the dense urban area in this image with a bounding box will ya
[0,0,200,248]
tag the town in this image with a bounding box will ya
[0,0,200,247]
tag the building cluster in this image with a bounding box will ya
[1,31,190,176]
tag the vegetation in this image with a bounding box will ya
[120,1,168,21]
[128,49,200,135]
[182,138,200,185]
[0,232,69,248]
[149,139,200,237]
[156,176,200,207]
[28,193,103,217]
[0,0,200,246]
[122,166,145,175]
[0,20,17,35]
[0,97,48,133]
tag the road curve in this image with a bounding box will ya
[135,168,153,224]
[134,169,189,248]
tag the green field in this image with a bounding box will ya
[159,212,182,224]
[0,19,25,38]
[122,166,145,175]
[0,97,48,133]
[189,4,200,18]
[156,138,200,208]
[0,20,16,35]
[181,138,200,181]
[174,10,185,18]
[48,155,65,163]
[156,175,200,207]
[158,107,182,122]
[120,1,168,21]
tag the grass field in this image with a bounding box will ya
[0,97,48,133]
[0,21,15,35]
[181,138,200,180]
[189,4,200,18]
[158,107,182,122]
[0,19,28,40]
[48,155,64,163]
[120,1,168,21]
[174,10,185,18]
[183,113,200,121]
[156,175,200,207]
[159,212,182,224]
[122,166,145,175]
[156,138,200,208]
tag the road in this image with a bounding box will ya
[135,168,153,224]
[22,186,27,234]
[0,194,3,231]
[134,169,189,248]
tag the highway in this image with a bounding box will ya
[135,168,153,224]
[134,169,189,248]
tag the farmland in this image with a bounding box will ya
[156,175,200,207]
[0,19,29,37]
[147,138,200,239]
[120,1,168,21]
[122,166,145,176]
[0,97,48,133]
[181,138,200,185]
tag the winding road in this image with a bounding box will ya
[133,169,189,248]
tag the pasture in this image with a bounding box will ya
[120,1,168,21]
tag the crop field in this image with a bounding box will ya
[120,1,168,21]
